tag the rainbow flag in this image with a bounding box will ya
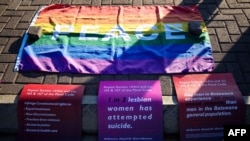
[15,4,214,74]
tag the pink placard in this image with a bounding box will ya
[173,73,245,141]
[98,80,163,141]
[18,84,84,141]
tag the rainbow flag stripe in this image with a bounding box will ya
[15,4,214,74]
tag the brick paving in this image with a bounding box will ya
[0,0,250,140]
[0,0,249,95]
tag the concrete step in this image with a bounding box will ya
[1,95,250,135]
[0,133,180,141]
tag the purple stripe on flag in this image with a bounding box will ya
[19,53,214,74]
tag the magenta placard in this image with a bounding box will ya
[98,80,163,141]
[18,84,84,141]
[173,73,246,141]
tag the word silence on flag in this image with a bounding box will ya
[15,4,214,74]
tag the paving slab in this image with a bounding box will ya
[0,0,250,140]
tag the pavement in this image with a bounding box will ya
[0,0,250,141]
[0,0,249,95]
